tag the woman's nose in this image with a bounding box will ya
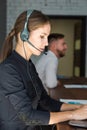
[45,39,48,46]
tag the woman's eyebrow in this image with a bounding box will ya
[42,32,49,36]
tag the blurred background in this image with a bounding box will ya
[0,0,87,78]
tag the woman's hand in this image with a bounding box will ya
[72,105,87,120]
[49,104,87,125]
[60,103,81,111]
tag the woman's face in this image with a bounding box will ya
[28,23,51,55]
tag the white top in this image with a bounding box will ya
[35,51,58,93]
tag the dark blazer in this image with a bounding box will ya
[0,51,63,130]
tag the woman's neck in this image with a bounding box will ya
[15,42,32,61]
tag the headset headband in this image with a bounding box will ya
[20,9,33,41]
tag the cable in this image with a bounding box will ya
[23,42,38,97]
[52,124,56,130]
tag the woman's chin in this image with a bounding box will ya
[33,52,42,56]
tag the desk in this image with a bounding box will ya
[57,122,87,130]
[49,87,87,100]
[49,87,87,130]
[60,77,87,85]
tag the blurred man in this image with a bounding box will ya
[36,33,67,96]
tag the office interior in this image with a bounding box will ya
[31,16,86,78]
[0,0,87,79]
[50,16,86,78]
[0,1,87,130]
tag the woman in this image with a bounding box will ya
[0,9,87,130]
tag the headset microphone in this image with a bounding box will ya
[44,50,47,55]
[27,40,47,55]
[27,40,42,52]
[44,46,48,55]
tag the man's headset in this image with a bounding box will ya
[20,9,47,54]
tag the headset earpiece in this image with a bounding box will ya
[20,9,33,42]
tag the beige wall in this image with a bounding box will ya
[50,19,81,77]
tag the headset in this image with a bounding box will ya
[20,9,33,42]
[20,9,47,54]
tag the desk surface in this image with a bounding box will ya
[49,87,87,130]
[57,121,87,130]
[49,87,87,100]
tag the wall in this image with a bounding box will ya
[0,0,6,50]
[85,17,87,77]
[50,19,80,77]
[32,19,81,77]
[7,0,87,34]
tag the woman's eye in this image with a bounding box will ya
[40,36,44,39]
